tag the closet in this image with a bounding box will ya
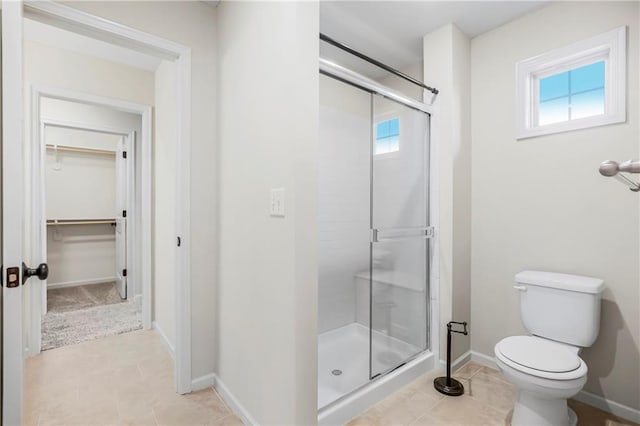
[44,126,129,306]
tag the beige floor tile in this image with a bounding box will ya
[452,362,483,380]
[152,388,231,426]
[25,331,235,426]
[213,414,245,426]
[348,361,639,426]
[403,373,447,401]
[569,399,639,426]
[363,387,442,426]
[116,412,158,426]
[347,412,385,426]
[464,368,517,415]
[429,394,507,425]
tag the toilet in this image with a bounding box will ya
[494,271,605,426]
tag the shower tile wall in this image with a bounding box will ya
[318,76,371,333]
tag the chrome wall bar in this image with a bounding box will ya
[320,33,439,96]
[599,160,640,192]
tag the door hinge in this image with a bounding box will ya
[122,151,127,159]
[122,210,127,218]
[122,269,127,277]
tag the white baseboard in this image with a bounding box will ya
[470,350,640,423]
[438,350,472,372]
[152,321,175,358]
[191,373,215,392]
[470,350,497,369]
[214,374,259,425]
[47,277,116,289]
[574,390,640,423]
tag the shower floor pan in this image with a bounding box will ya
[318,322,426,409]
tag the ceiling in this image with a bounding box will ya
[24,2,547,78]
[320,1,547,76]
[24,18,161,72]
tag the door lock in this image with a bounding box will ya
[6,266,20,288]
[22,262,48,285]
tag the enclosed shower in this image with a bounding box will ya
[317,48,435,421]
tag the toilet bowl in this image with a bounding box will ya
[495,336,587,426]
[495,271,605,426]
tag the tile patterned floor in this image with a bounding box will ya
[347,362,639,426]
[24,337,638,426]
[24,329,242,425]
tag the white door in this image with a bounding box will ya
[2,2,25,424]
[115,137,127,299]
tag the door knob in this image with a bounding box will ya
[22,262,48,285]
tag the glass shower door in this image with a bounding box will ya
[369,95,431,379]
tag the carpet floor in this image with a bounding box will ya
[42,282,142,351]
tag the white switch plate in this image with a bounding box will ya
[270,188,285,217]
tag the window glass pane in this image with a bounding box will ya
[540,71,569,102]
[375,135,399,155]
[571,61,605,93]
[376,121,389,139]
[572,88,605,120]
[539,97,569,125]
[388,118,399,136]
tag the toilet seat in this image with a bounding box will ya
[495,336,587,380]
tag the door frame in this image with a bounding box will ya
[29,110,143,356]
[24,1,193,394]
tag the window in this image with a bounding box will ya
[375,117,399,155]
[516,26,626,139]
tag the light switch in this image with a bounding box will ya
[270,188,285,217]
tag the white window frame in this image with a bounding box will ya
[516,26,626,139]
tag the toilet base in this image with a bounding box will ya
[512,390,577,426]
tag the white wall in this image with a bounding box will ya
[217,2,318,424]
[63,0,219,380]
[153,59,177,347]
[471,1,639,411]
[423,24,472,361]
[318,74,370,333]
[47,225,115,287]
[45,129,118,220]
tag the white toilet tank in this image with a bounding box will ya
[515,271,605,348]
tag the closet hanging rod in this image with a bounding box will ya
[47,219,116,226]
[319,33,439,96]
[45,144,116,156]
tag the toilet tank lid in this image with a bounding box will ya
[515,270,605,294]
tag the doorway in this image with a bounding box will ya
[36,107,141,352]
[1,2,195,424]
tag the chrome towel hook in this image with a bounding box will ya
[599,160,640,192]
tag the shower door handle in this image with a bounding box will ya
[371,226,434,243]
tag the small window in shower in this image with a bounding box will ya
[375,117,399,155]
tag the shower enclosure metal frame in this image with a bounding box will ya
[318,58,440,423]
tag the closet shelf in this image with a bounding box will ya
[46,144,116,156]
[47,219,116,226]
